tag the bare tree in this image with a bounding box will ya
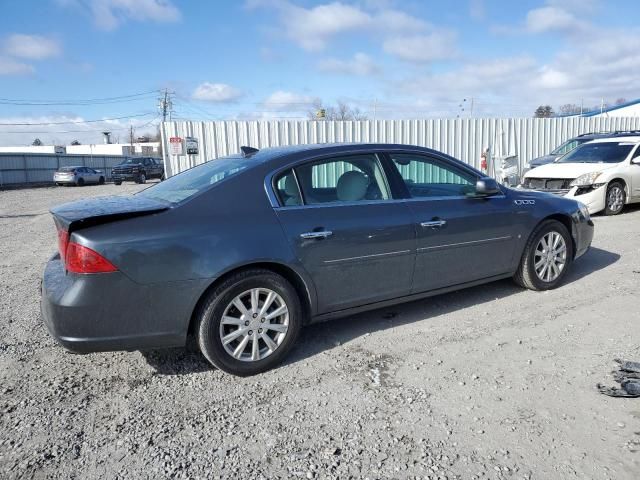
[32,138,43,146]
[70,140,81,145]
[615,98,628,105]
[559,104,581,115]
[308,100,367,120]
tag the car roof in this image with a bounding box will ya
[584,136,640,144]
[230,142,451,168]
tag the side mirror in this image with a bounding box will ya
[474,177,501,197]
[632,157,640,165]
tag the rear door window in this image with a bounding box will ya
[293,154,390,205]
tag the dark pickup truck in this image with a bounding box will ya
[111,157,164,185]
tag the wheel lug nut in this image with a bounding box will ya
[244,321,249,326]
[258,328,263,334]
[248,330,253,335]
[252,313,257,318]
[261,318,265,322]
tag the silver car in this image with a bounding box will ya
[53,166,105,186]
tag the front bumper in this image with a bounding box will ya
[519,184,606,214]
[111,172,141,182]
[40,254,203,353]
[572,214,594,259]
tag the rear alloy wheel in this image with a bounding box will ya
[604,182,625,215]
[196,269,302,376]
[513,219,573,291]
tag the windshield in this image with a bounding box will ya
[138,156,249,204]
[59,167,76,172]
[119,158,140,164]
[550,139,584,155]
[557,142,635,164]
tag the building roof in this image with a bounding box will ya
[580,98,640,117]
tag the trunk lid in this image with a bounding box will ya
[51,195,169,232]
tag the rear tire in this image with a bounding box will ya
[604,181,625,215]
[114,181,122,186]
[513,219,573,291]
[196,269,302,376]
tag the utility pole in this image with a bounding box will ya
[469,97,474,117]
[159,89,173,122]
[129,125,134,155]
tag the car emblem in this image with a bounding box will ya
[514,200,536,205]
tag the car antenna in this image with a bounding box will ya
[240,146,259,157]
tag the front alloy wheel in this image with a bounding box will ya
[513,219,573,291]
[605,182,625,215]
[533,231,567,282]
[196,269,302,376]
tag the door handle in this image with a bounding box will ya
[300,230,333,239]
[420,220,447,228]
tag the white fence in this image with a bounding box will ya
[161,117,640,179]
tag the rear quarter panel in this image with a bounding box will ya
[70,168,314,304]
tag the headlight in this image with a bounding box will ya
[577,201,590,220]
[570,172,602,187]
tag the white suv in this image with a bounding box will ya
[521,136,640,215]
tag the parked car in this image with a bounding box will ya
[521,136,640,215]
[53,166,105,186]
[525,130,640,171]
[41,144,593,376]
[111,157,164,185]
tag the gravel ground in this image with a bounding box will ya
[1,182,639,479]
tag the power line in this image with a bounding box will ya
[0,90,160,106]
[0,118,160,135]
[0,112,155,126]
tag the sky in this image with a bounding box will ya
[0,0,639,146]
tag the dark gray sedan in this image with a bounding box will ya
[41,143,594,375]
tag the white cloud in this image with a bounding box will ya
[524,6,586,34]
[263,90,318,110]
[280,2,372,51]
[4,34,61,60]
[249,1,437,53]
[59,0,181,30]
[192,83,244,102]
[318,52,380,75]
[383,31,458,63]
[0,56,35,75]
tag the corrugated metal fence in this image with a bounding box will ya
[0,153,130,186]
[161,117,640,177]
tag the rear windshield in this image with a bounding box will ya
[59,167,76,172]
[557,142,635,164]
[138,156,249,204]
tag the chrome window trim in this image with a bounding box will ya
[264,146,488,208]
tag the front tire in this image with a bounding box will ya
[114,180,122,185]
[98,176,105,185]
[196,269,302,376]
[76,178,85,187]
[137,172,147,184]
[604,181,625,215]
[514,219,573,291]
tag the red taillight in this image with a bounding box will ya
[65,242,118,274]
[57,228,69,263]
